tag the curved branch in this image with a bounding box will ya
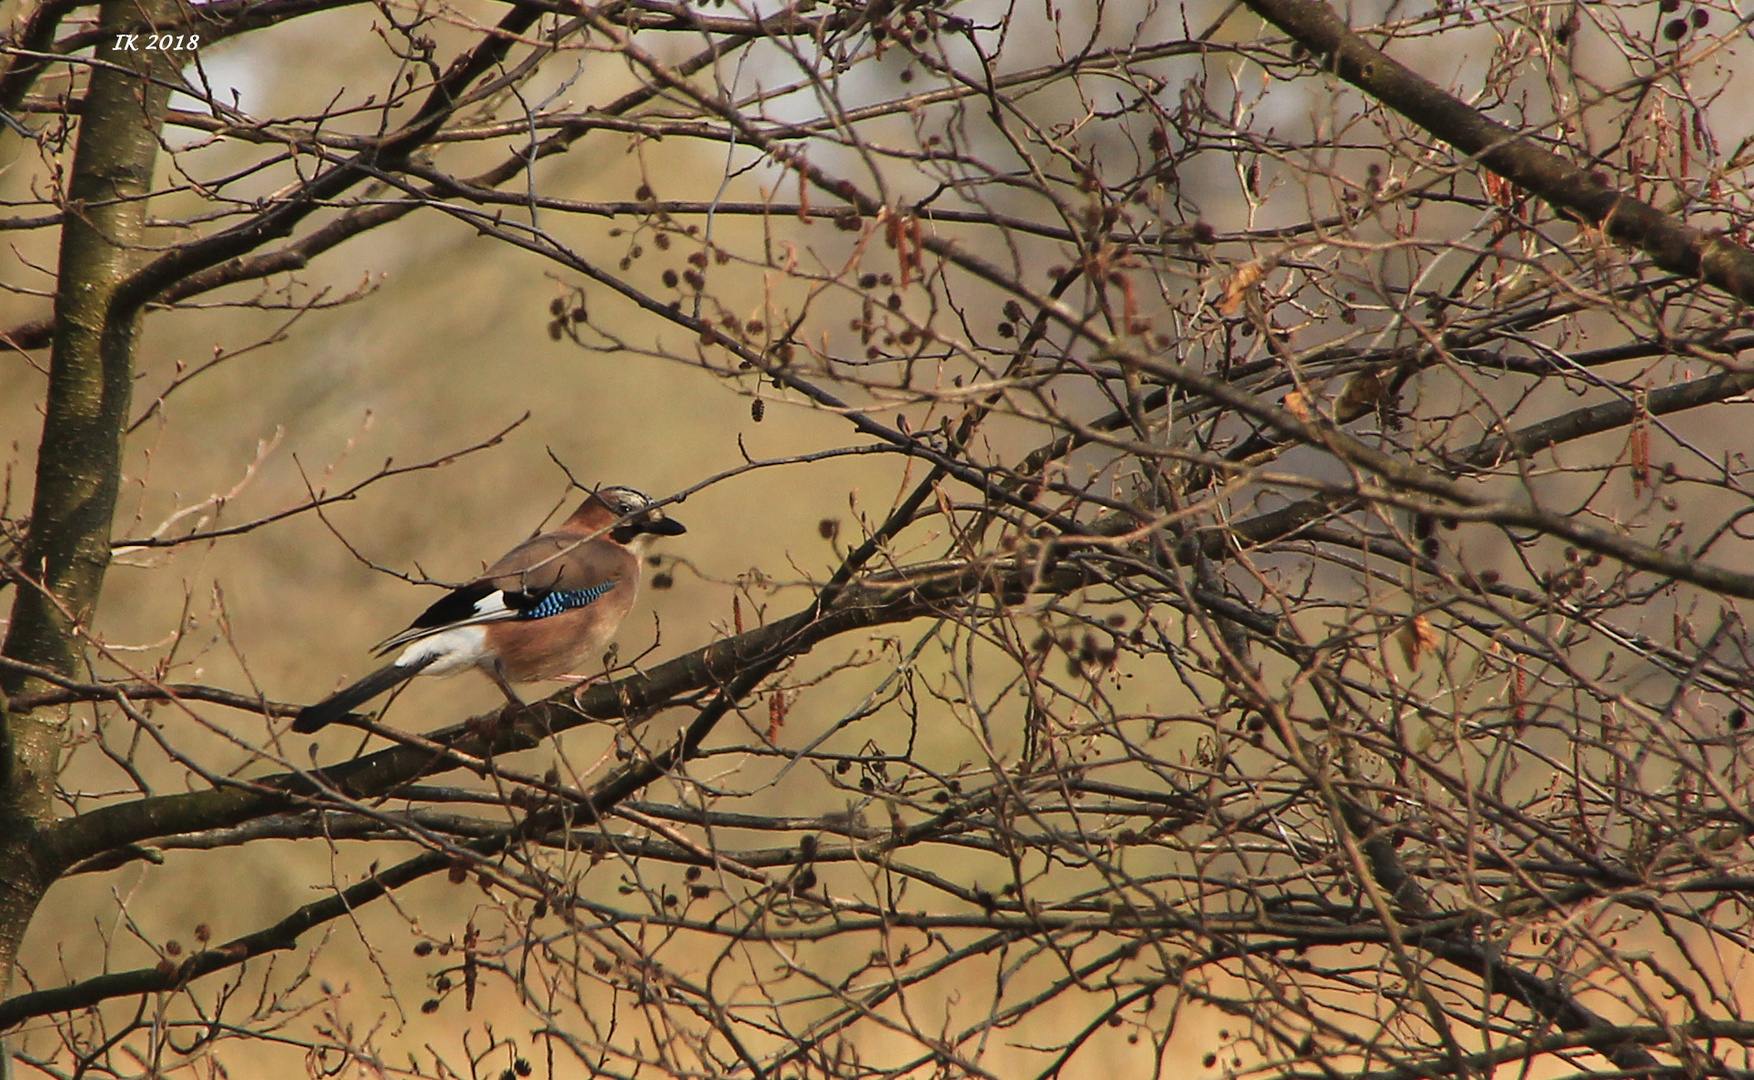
[0,0,79,115]
[107,0,547,321]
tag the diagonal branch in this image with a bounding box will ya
[1240,0,1754,303]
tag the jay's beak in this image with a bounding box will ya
[610,512,684,546]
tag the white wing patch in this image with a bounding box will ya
[393,625,489,677]
[373,591,521,655]
[471,592,511,618]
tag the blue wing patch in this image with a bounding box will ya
[519,581,615,620]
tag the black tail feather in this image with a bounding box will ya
[294,662,425,733]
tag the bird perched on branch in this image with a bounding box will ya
[293,486,686,733]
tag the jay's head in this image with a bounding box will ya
[579,485,688,546]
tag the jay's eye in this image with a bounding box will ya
[598,486,652,516]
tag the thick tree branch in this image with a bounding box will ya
[1241,0,1754,303]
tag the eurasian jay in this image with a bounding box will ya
[293,486,685,733]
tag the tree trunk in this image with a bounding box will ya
[0,0,187,994]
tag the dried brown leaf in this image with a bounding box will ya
[1335,370,1385,422]
[1217,260,1267,314]
[1397,614,1440,669]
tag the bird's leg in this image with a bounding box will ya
[488,660,525,709]
[464,661,527,741]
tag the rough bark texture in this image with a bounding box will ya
[0,0,189,993]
